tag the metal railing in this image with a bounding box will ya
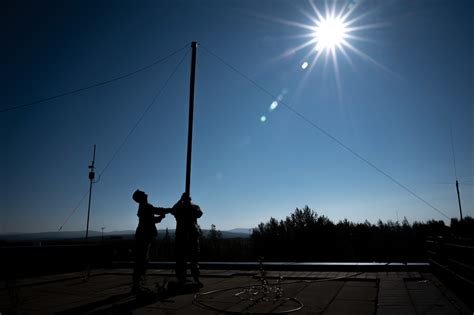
[426,236,474,303]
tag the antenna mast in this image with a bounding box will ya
[185,42,198,196]
[456,180,463,221]
[450,127,463,221]
[85,145,96,240]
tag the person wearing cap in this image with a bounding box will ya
[131,189,172,293]
[170,192,203,286]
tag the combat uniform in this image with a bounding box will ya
[171,200,203,283]
[133,203,168,289]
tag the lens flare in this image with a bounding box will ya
[270,101,278,110]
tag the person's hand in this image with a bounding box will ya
[172,201,181,210]
[180,192,190,202]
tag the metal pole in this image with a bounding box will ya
[185,42,198,196]
[449,127,463,221]
[85,145,96,240]
[455,180,463,221]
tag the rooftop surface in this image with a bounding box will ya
[1,268,471,314]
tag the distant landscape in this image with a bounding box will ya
[0,228,251,242]
[1,206,473,282]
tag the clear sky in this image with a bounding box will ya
[1,0,472,234]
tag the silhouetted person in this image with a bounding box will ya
[170,192,203,285]
[131,189,170,293]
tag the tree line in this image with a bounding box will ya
[114,206,473,262]
[251,206,473,261]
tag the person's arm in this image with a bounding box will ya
[194,205,203,218]
[153,206,170,216]
[154,214,165,223]
[169,200,181,216]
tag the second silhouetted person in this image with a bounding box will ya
[170,192,203,285]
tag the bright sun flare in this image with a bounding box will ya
[314,15,348,52]
[272,0,389,96]
[272,0,391,89]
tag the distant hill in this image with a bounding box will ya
[210,230,250,239]
[227,228,253,235]
[0,228,252,241]
[0,230,135,241]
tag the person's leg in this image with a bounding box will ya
[190,238,200,283]
[175,237,186,283]
[132,239,150,289]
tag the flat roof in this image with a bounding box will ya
[1,268,471,314]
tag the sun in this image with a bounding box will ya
[267,0,390,97]
[303,1,362,71]
[271,0,387,68]
[313,14,348,53]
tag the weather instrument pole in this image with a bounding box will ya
[450,127,463,221]
[185,42,197,196]
[85,144,96,240]
[455,180,463,221]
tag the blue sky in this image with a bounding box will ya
[1,0,472,233]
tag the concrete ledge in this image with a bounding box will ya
[112,261,431,271]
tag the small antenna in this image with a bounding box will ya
[85,145,96,240]
[456,180,463,221]
[449,126,463,221]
